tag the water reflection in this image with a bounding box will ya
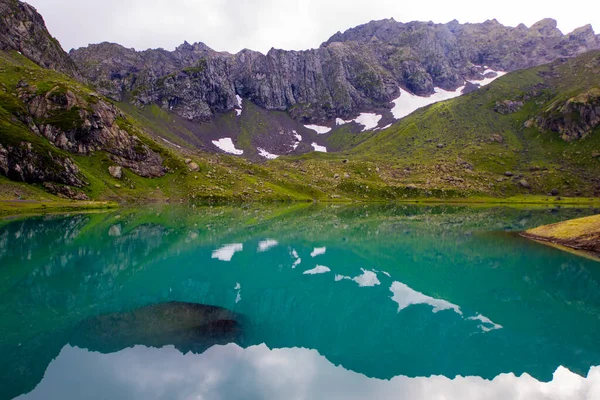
[2,204,600,398]
[19,344,600,400]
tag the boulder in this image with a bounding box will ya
[108,166,122,179]
[519,179,531,189]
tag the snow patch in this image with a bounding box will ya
[257,239,278,252]
[212,243,243,262]
[472,70,506,87]
[160,137,182,149]
[212,138,243,155]
[354,113,382,131]
[303,265,331,275]
[311,143,327,153]
[289,131,302,151]
[304,124,332,134]
[257,148,279,159]
[391,86,465,120]
[235,95,243,116]
[310,247,326,257]
[336,118,350,126]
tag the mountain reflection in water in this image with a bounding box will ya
[2,204,600,399]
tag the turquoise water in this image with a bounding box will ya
[1,204,600,399]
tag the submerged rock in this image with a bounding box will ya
[71,301,242,354]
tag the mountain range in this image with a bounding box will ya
[1,0,600,205]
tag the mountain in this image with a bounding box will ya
[70,18,600,126]
[1,0,600,206]
[0,0,78,77]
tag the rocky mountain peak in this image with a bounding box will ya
[70,15,600,124]
[0,0,79,78]
[530,18,561,36]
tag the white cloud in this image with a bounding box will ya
[27,0,600,54]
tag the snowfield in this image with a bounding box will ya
[304,124,332,134]
[311,143,327,152]
[354,113,382,131]
[235,95,243,116]
[212,138,244,155]
[257,148,279,159]
[391,86,465,120]
[391,67,506,120]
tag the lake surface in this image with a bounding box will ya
[1,204,600,399]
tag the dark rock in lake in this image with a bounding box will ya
[70,301,242,354]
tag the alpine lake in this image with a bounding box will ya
[1,203,600,399]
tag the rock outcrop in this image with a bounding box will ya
[0,141,86,187]
[13,82,167,178]
[71,18,600,123]
[533,88,600,141]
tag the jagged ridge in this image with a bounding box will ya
[71,18,600,123]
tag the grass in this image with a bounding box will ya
[526,214,600,240]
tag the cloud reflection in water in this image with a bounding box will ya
[19,344,600,400]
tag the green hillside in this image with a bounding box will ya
[346,51,600,197]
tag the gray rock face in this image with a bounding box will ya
[495,100,524,114]
[0,141,86,187]
[71,18,600,123]
[0,0,79,78]
[534,88,600,141]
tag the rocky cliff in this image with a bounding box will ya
[533,88,600,141]
[0,0,167,198]
[0,0,79,78]
[71,18,600,124]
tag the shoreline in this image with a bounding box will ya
[1,195,599,218]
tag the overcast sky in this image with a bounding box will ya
[26,0,600,54]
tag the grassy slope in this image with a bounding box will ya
[526,214,600,240]
[345,51,600,197]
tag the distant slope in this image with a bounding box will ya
[346,51,600,197]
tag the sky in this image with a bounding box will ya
[25,0,600,54]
